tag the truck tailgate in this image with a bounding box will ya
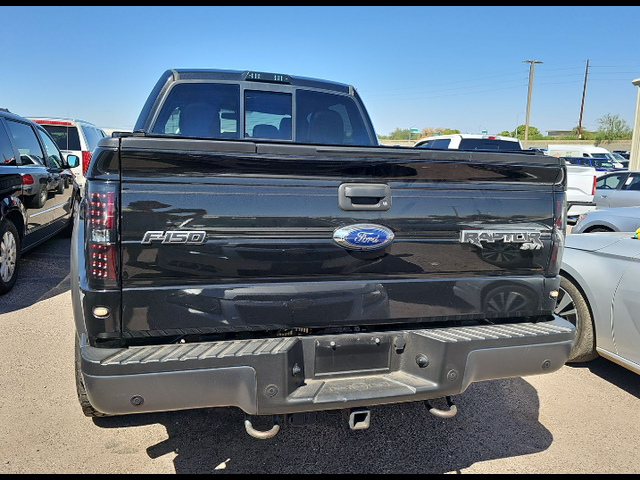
[118,139,564,337]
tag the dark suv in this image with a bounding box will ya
[0,109,80,294]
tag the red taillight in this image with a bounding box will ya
[82,151,92,176]
[88,191,116,233]
[21,174,34,185]
[85,184,118,287]
[90,244,117,281]
[592,176,597,196]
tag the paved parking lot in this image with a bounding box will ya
[1,236,640,474]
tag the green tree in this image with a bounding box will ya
[566,126,596,141]
[387,127,412,140]
[500,125,543,140]
[594,114,632,144]
[419,127,460,138]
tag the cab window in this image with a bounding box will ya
[296,90,371,146]
[152,83,241,139]
[244,91,291,139]
[431,139,451,149]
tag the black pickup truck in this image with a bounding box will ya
[71,69,575,438]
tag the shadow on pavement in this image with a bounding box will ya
[570,357,640,399]
[94,377,552,474]
[0,236,71,315]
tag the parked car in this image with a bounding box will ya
[561,156,622,175]
[528,146,548,153]
[613,150,631,160]
[572,206,640,234]
[611,152,630,169]
[547,144,623,168]
[0,109,81,294]
[566,164,598,220]
[556,232,640,374]
[27,117,106,188]
[414,134,523,151]
[593,170,640,208]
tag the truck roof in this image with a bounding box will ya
[133,68,359,134]
[167,68,353,95]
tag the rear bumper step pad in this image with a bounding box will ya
[81,317,574,416]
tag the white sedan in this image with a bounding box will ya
[556,232,640,374]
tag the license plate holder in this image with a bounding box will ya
[315,336,391,377]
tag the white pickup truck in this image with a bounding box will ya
[566,165,598,220]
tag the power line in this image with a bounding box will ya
[363,71,527,95]
[589,64,640,69]
[365,83,528,102]
[365,77,528,99]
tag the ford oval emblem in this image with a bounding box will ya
[333,224,395,251]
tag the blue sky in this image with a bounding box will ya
[2,6,639,136]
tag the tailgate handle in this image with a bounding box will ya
[338,183,391,211]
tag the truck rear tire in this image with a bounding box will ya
[556,275,598,363]
[75,335,109,418]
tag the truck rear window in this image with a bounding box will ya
[296,90,371,146]
[151,82,371,146]
[153,83,241,139]
[458,139,522,151]
[417,139,451,149]
[245,91,292,140]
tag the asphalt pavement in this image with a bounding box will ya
[1,236,639,474]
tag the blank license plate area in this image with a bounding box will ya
[315,337,391,377]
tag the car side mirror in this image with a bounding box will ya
[66,154,80,169]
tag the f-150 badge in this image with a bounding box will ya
[142,231,207,245]
[333,224,394,251]
[460,230,544,251]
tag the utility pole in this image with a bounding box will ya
[523,60,543,142]
[577,59,589,139]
